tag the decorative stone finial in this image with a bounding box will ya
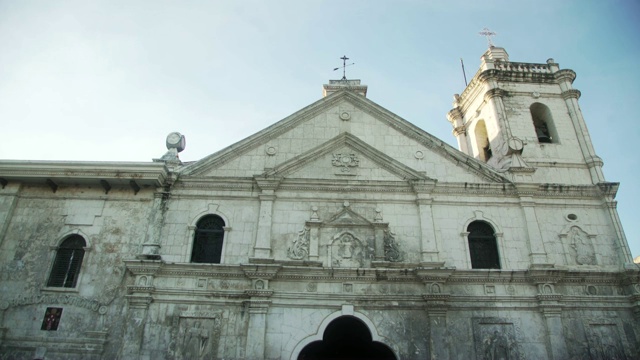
[310,206,320,222]
[374,208,383,223]
[155,132,186,164]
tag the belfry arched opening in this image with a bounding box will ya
[298,316,396,360]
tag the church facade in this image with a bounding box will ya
[0,47,638,359]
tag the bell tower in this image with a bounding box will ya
[447,47,605,185]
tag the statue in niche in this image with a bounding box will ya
[483,330,510,360]
[383,229,403,262]
[288,227,310,260]
[331,233,364,268]
[183,321,209,360]
[569,226,596,265]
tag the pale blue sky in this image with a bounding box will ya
[1,0,638,257]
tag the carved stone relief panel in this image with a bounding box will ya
[472,318,524,360]
[172,311,222,360]
[560,225,597,265]
[383,229,403,262]
[332,153,359,176]
[585,322,628,360]
[287,227,310,260]
[329,232,367,268]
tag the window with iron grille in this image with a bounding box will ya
[191,215,225,263]
[467,221,501,269]
[47,235,86,287]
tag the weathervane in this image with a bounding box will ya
[479,27,497,47]
[333,55,355,80]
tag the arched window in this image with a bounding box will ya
[530,103,558,144]
[47,235,86,287]
[191,215,225,263]
[467,221,500,269]
[474,120,492,161]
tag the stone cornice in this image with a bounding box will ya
[253,176,283,191]
[484,88,508,101]
[446,107,463,123]
[277,178,416,194]
[561,89,581,100]
[0,160,167,187]
[241,263,282,279]
[456,64,575,111]
[554,69,577,83]
[168,177,611,201]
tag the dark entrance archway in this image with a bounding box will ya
[298,316,396,360]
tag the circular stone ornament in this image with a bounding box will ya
[414,150,425,159]
[265,146,277,156]
[339,112,351,121]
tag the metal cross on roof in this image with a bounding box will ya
[333,55,354,80]
[479,27,497,47]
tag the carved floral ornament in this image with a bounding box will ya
[332,153,359,172]
[383,229,403,262]
[287,227,310,260]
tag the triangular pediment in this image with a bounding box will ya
[262,133,429,181]
[324,206,374,227]
[180,90,510,184]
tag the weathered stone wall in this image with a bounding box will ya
[0,184,155,359]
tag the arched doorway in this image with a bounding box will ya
[298,316,396,360]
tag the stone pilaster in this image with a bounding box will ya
[0,184,19,250]
[412,181,439,264]
[121,295,152,359]
[253,177,281,260]
[423,294,451,359]
[373,223,387,261]
[519,195,551,266]
[245,297,271,359]
[241,263,279,358]
[484,87,513,150]
[600,193,633,264]
[306,206,322,261]
[140,191,167,260]
[447,104,469,154]
[554,66,605,184]
[537,294,569,359]
[308,222,321,261]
